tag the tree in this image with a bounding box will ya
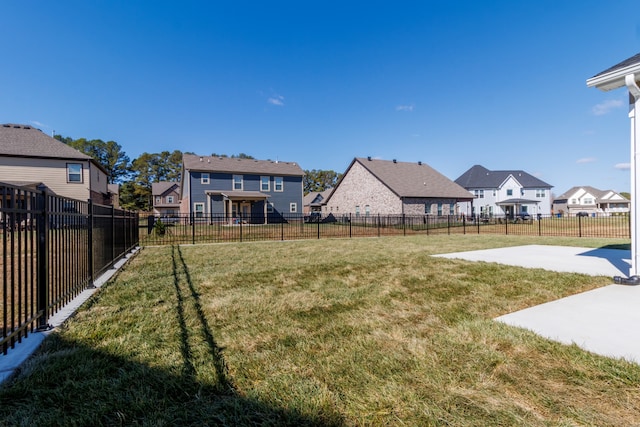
[303,169,341,194]
[211,153,255,159]
[621,191,631,200]
[55,135,131,184]
[124,150,184,210]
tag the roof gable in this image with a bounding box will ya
[455,165,552,189]
[354,157,473,199]
[183,154,304,176]
[152,181,180,197]
[0,124,93,161]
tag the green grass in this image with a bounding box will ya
[0,235,638,426]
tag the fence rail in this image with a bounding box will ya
[1,183,139,355]
[140,212,631,246]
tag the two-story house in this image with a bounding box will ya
[0,123,111,204]
[553,186,630,217]
[152,182,181,217]
[179,154,305,223]
[455,165,553,218]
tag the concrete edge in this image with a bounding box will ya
[0,246,141,385]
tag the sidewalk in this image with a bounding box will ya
[434,245,640,364]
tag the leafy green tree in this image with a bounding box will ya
[55,135,131,184]
[211,153,255,159]
[621,191,631,200]
[303,169,341,194]
[125,150,184,210]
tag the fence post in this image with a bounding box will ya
[36,188,49,330]
[349,213,352,238]
[281,219,284,241]
[403,214,406,236]
[377,214,380,237]
[578,214,582,238]
[111,205,116,264]
[192,212,196,245]
[317,217,320,239]
[447,215,451,235]
[87,199,94,288]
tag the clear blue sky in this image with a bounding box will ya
[2,1,639,195]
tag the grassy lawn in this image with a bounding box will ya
[1,235,639,426]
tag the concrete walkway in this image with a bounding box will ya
[434,245,640,364]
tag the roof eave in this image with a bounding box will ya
[587,64,640,91]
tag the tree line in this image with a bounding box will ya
[55,135,341,211]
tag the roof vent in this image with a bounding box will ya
[199,157,203,161]
[418,161,422,165]
[207,159,210,163]
[367,156,372,161]
[393,159,397,163]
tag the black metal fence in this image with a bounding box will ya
[1,183,139,355]
[140,212,631,246]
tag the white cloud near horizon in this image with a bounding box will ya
[592,99,623,116]
[576,157,596,164]
[396,104,414,112]
[615,162,631,170]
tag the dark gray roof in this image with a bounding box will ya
[0,124,93,161]
[152,181,180,196]
[455,165,552,189]
[303,189,332,206]
[183,154,304,176]
[590,53,640,79]
[353,157,473,199]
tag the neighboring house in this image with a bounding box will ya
[553,186,630,217]
[455,165,553,218]
[324,157,473,216]
[152,182,181,217]
[179,154,305,222]
[108,184,120,209]
[303,188,332,214]
[0,123,111,204]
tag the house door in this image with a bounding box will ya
[240,203,251,218]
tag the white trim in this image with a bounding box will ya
[260,176,270,192]
[289,202,297,213]
[274,176,284,192]
[233,175,243,190]
[201,173,210,184]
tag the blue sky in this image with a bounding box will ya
[2,1,639,195]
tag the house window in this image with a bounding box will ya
[520,188,525,196]
[355,205,360,217]
[536,189,546,198]
[571,198,577,204]
[260,176,270,191]
[155,196,161,204]
[167,196,174,203]
[266,202,274,213]
[289,202,297,213]
[201,173,210,184]
[194,203,204,218]
[274,177,284,192]
[365,205,370,216]
[584,198,594,204]
[233,175,243,190]
[507,189,513,196]
[67,163,82,183]
[493,190,496,196]
[437,203,443,216]
[425,203,432,214]
[474,189,484,198]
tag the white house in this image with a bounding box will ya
[455,165,553,218]
[553,186,630,217]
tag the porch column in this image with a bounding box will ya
[626,75,640,276]
[263,200,267,224]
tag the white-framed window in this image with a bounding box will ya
[474,189,484,198]
[167,196,174,203]
[355,205,360,217]
[233,175,243,190]
[261,176,270,192]
[67,163,83,183]
[289,202,297,213]
[507,189,513,196]
[201,173,210,184]
[584,198,594,204]
[571,198,577,204]
[274,176,284,192]
[536,189,546,198]
[437,203,443,216]
[266,202,274,213]
[425,203,432,214]
[520,188,525,196]
[155,196,161,204]
[194,202,204,218]
[493,190,496,196]
[365,205,370,216]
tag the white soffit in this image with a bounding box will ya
[587,63,640,91]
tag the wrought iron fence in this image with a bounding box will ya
[140,212,631,246]
[1,183,139,355]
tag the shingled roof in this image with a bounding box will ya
[455,165,552,189]
[353,157,473,199]
[183,154,304,176]
[0,124,93,160]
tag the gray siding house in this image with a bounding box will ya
[455,165,553,218]
[0,123,111,204]
[324,157,473,216]
[180,154,305,222]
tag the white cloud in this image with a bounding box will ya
[615,162,631,170]
[396,104,414,112]
[592,99,624,116]
[267,95,285,106]
[576,157,596,164]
